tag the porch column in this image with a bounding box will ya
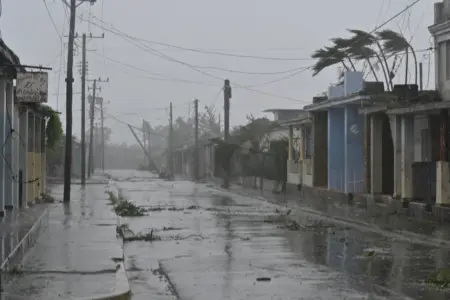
[4,82,13,210]
[370,114,383,194]
[300,127,305,161]
[389,115,402,198]
[0,80,6,216]
[400,115,414,200]
[13,104,20,208]
[288,125,293,161]
[436,109,450,205]
[19,107,28,208]
[27,112,35,204]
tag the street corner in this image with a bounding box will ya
[72,262,132,300]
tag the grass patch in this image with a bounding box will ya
[426,269,450,289]
[106,190,146,217]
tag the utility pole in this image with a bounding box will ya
[87,77,108,176]
[63,0,77,203]
[194,99,199,181]
[223,79,232,188]
[100,97,105,173]
[168,103,173,179]
[61,0,98,202]
[87,79,97,178]
[80,33,87,186]
[78,32,104,184]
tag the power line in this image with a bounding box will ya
[42,0,63,43]
[91,16,311,61]
[81,17,308,102]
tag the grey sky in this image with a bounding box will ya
[1,0,434,144]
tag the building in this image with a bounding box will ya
[304,72,372,194]
[0,38,50,212]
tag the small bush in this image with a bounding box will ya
[106,190,146,217]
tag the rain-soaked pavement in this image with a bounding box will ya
[108,170,450,300]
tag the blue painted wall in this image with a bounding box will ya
[327,108,345,191]
[344,106,364,193]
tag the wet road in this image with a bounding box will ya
[109,170,450,300]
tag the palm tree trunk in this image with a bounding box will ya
[365,58,379,81]
[374,52,391,91]
[410,46,418,85]
[404,49,409,85]
[344,54,357,71]
[375,41,393,90]
[341,61,350,70]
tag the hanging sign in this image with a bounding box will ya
[16,72,48,103]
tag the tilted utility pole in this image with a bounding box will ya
[145,121,152,171]
[61,0,98,202]
[223,79,232,188]
[194,99,199,181]
[168,103,173,179]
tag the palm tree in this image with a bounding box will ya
[332,36,380,82]
[377,29,417,85]
[311,46,355,77]
[346,29,392,90]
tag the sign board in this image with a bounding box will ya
[16,72,48,103]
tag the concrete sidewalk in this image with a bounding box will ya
[208,179,450,248]
[1,178,131,300]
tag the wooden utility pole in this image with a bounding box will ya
[62,0,99,201]
[145,121,152,170]
[100,97,105,172]
[87,77,108,176]
[80,33,87,185]
[168,103,174,179]
[63,0,77,203]
[223,79,232,188]
[194,99,199,181]
[78,32,104,183]
[87,79,97,177]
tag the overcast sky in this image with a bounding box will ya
[1,0,435,144]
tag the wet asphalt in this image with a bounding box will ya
[109,170,450,300]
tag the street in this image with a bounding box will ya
[108,170,450,300]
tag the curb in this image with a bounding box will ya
[209,184,450,248]
[73,262,131,300]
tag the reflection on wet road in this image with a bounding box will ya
[109,170,450,300]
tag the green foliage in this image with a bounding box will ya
[45,106,63,149]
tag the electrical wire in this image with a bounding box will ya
[80,17,309,103]
[42,0,63,43]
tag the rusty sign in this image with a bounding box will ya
[16,72,48,103]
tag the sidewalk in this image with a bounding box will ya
[1,178,131,300]
[209,179,450,248]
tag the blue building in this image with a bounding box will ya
[305,72,372,193]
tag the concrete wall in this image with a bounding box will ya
[345,106,365,193]
[328,108,345,191]
[413,114,430,162]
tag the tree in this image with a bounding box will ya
[377,29,417,85]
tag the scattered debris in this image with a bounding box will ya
[106,190,146,217]
[285,220,300,231]
[256,277,271,282]
[162,226,182,231]
[124,229,161,242]
[426,269,450,289]
[41,192,56,203]
[114,201,146,217]
[111,257,124,263]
